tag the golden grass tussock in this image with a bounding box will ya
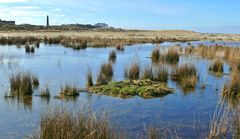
[10,72,39,96]
[60,84,79,97]
[125,62,140,80]
[222,69,240,101]
[96,63,113,85]
[87,71,94,87]
[171,64,198,89]
[185,44,240,61]
[30,108,120,139]
[209,59,224,73]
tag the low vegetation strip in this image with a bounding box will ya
[88,79,174,98]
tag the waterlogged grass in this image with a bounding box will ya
[223,69,240,101]
[171,64,198,90]
[38,86,50,98]
[151,48,160,63]
[162,47,180,64]
[151,47,179,64]
[185,44,240,61]
[30,107,178,139]
[55,84,79,99]
[89,79,173,98]
[142,65,169,82]
[209,59,224,75]
[10,72,39,96]
[96,63,113,85]
[86,71,94,87]
[116,43,124,51]
[30,108,120,139]
[125,62,140,80]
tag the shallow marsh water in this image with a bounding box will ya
[0,41,239,138]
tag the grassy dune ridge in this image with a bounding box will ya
[0,30,240,42]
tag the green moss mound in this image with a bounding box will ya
[89,79,174,98]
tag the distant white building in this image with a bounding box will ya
[94,23,108,28]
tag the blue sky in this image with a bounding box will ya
[0,0,239,33]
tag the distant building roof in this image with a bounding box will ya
[94,23,108,28]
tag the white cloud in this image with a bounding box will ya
[0,0,29,3]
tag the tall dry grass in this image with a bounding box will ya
[185,44,240,61]
[222,68,240,101]
[171,64,198,89]
[96,63,113,85]
[151,48,160,63]
[208,100,240,139]
[10,72,39,96]
[125,62,140,80]
[30,108,120,139]
[209,59,224,73]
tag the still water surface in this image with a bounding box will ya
[0,41,239,138]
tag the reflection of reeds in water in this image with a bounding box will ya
[4,95,32,110]
[0,53,21,69]
[109,50,116,63]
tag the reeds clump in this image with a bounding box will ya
[142,66,153,80]
[125,63,140,80]
[116,44,124,51]
[87,71,93,87]
[147,126,160,139]
[171,64,198,89]
[142,65,168,82]
[25,44,30,53]
[10,72,39,96]
[33,108,119,139]
[162,47,180,63]
[96,63,113,85]
[208,101,240,139]
[222,69,240,100]
[39,86,50,97]
[25,44,35,53]
[151,48,160,63]
[153,66,169,82]
[60,84,79,96]
[30,47,35,53]
[209,59,224,73]
[109,50,117,62]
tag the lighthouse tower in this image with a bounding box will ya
[46,15,49,27]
